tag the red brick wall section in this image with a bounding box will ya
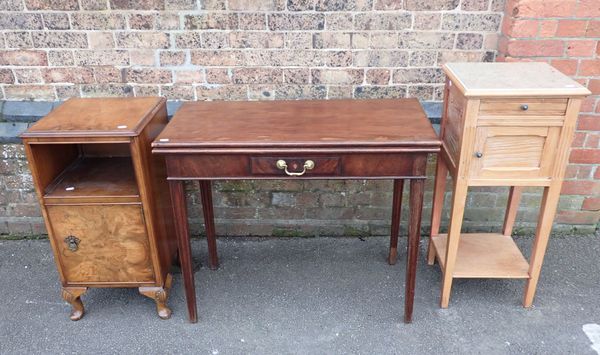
[497,0,600,227]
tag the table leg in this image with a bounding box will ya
[168,180,198,323]
[199,180,219,270]
[428,155,448,265]
[405,177,425,323]
[388,179,404,265]
[502,186,523,236]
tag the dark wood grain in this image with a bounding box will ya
[405,155,427,323]
[199,180,219,270]
[153,99,440,149]
[169,180,198,323]
[387,179,404,265]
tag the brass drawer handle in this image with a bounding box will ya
[64,235,80,252]
[276,159,315,176]
[520,104,528,111]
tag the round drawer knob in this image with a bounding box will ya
[475,152,483,158]
[520,104,529,111]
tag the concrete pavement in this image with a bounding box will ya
[1,235,599,354]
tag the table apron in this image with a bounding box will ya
[164,153,429,180]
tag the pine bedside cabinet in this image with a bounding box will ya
[427,62,591,308]
[20,97,177,321]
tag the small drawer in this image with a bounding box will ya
[251,156,341,176]
[479,98,568,116]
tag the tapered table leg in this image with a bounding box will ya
[169,180,197,323]
[388,179,404,265]
[404,177,425,323]
[199,180,219,270]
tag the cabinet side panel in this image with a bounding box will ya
[443,83,467,167]
[132,102,177,285]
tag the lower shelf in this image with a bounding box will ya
[432,233,530,279]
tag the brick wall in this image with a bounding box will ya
[0,0,597,237]
[497,0,600,228]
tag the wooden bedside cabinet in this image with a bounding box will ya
[427,62,591,308]
[21,97,177,321]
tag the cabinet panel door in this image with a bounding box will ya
[469,126,560,180]
[47,204,155,285]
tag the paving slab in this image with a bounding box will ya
[1,235,599,354]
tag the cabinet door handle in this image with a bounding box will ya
[520,104,529,111]
[276,159,315,176]
[475,152,483,158]
[64,235,80,252]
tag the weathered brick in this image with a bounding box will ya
[165,0,196,9]
[74,50,129,66]
[312,69,363,84]
[283,68,310,84]
[160,50,186,66]
[355,13,411,31]
[579,60,600,76]
[575,0,600,17]
[442,14,502,32]
[409,51,437,66]
[288,0,314,10]
[582,197,600,211]
[25,0,79,10]
[191,50,244,66]
[285,33,313,49]
[110,0,164,10]
[438,50,486,63]
[205,68,230,84]
[173,70,203,84]
[130,49,156,66]
[4,85,55,100]
[355,85,406,99]
[202,32,229,49]
[315,0,372,11]
[43,67,95,84]
[325,13,353,30]
[55,85,80,98]
[0,13,43,30]
[4,32,33,48]
[405,0,458,10]
[586,21,600,37]
[128,14,156,30]
[0,0,24,10]
[14,68,43,83]
[539,20,558,37]
[32,32,88,48]
[374,0,403,10]
[88,32,115,49]
[47,50,74,66]
[275,84,326,99]
[408,85,434,100]
[413,13,441,30]
[461,0,488,10]
[126,68,172,84]
[369,32,398,49]
[201,0,226,9]
[550,59,578,76]
[0,69,15,84]
[238,13,266,30]
[174,32,203,48]
[232,68,283,84]
[184,14,238,30]
[365,69,390,85]
[93,66,124,83]
[196,84,248,100]
[43,13,70,30]
[161,85,195,100]
[0,50,47,66]
[353,50,409,67]
[556,20,588,37]
[268,14,324,31]
[393,68,444,83]
[566,41,596,57]
[133,85,160,96]
[230,32,284,48]
[456,33,484,50]
[81,83,133,97]
[156,13,180,30]
[506,40,564,57]
[398,32,454,49]
[313,33,351,49]
[116,32,170,49]
[81,0,108,10]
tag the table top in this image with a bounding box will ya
[443,62,591,97]
[21,97,165,138]
[152,99,440,151]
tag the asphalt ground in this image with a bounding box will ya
[1,234,599,354]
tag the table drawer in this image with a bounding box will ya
[166,153,422,178]
[251,157,340,176]
[479,98,568,116]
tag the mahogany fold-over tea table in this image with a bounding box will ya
[152,99,441,323]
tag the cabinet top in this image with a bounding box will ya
[20,97,165,139]
[443,62,591,98]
